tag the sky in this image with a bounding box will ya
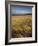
[10,5,32,15]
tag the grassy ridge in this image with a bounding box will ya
[10,15,32,38]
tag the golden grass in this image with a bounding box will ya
[10,15,32,38]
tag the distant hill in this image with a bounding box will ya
[12,13,32,16]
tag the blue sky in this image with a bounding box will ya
[10,5,32,15]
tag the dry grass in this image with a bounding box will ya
[10,15,32,38]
